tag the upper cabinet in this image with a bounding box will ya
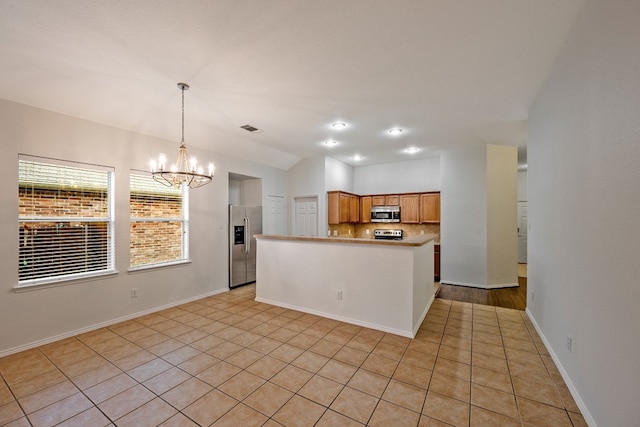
[400,194,420,223]
[371,195,386,206]
[385,195,400,206]
[349,194,360,223]
[420,193,440,223]
[328,190,440,225]
[328,191,360,224]
[360,196,372,223]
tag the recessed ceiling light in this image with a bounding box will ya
[405,147,420,154]
[353,154,362,161]
[331,122,347,130]
[388,128,403,136]
[324,140,338,147]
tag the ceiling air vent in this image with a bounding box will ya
[240,124,263,133]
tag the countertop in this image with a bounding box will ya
[254,234,435,247]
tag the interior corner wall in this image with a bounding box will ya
[440,147,488,287]
[486,145,518,286]
[528,0,640,425]
[0,98,287,355]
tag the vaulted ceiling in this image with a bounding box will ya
[0,0,585,169]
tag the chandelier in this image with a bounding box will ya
[150,83,214,189]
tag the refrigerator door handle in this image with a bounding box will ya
[244,217,250,254]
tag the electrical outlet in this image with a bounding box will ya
[336,290,343,300]
[365,229,370,235]
[333,230,337,236]
[567,336,573,353]
[420,230,425,235]
[131,288,138,298]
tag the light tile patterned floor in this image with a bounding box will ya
[0,284,586,426]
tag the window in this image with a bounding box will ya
[129,172,189,268]
[18,156,115,287]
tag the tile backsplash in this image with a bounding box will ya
[328,223,440,244]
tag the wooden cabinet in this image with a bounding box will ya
[360,196,372,223]
[371,194,400,206]
[328,191,359,224]
[349,194,360,223]
[400,194,420,223]
[329,190,440,225]
[385,195,400,206]
[420,193,440,223]
[371,195,386,206]
[434,244,440,281]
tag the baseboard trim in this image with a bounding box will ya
[525,308,597,427]
[440,280,519,289]
[413,293,435,337]
[255,297,417,338]
[0,287,229,358]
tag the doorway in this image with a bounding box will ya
[293,196,319,236]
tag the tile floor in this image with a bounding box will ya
[0,284,586,427]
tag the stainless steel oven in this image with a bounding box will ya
[371,205,400,223]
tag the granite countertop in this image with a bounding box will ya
[254,234,435,247]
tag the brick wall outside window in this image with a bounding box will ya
[129,194,183,267]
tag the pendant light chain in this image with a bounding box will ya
[181,84,185,143]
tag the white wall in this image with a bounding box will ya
[440,147,488,286]
[528,0,640,425]
[0,98,287,355]
[354,157,440,194]
[256,238,433,337]
[287,156,326,235]
[228,178,262,206]
[440,145,518,288]
[486,145,518,286]
[517,169,528,201]
[325,156,354,193]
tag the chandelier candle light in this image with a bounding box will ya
[150,83,214,189]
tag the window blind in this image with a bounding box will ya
[18,157,115,286]
[129,172,188,268]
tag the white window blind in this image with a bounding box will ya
[18,156,115,287]
[129,172,188,268]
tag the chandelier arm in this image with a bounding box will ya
[150,82,214,189]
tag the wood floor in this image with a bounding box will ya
[436,268,527,311]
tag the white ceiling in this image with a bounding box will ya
[0,0,585,169]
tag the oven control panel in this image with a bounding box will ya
[373,229,403,240]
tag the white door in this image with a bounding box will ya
[294,196,318,236]
[517,201,528,263]
[267,195,285,235]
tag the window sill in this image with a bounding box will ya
[14,270,119,293]
[128,259,192,274]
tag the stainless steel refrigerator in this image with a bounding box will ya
[229,205,262,288]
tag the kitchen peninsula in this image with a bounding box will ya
[254,234,435,338]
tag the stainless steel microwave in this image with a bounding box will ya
[371,205,400,223]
